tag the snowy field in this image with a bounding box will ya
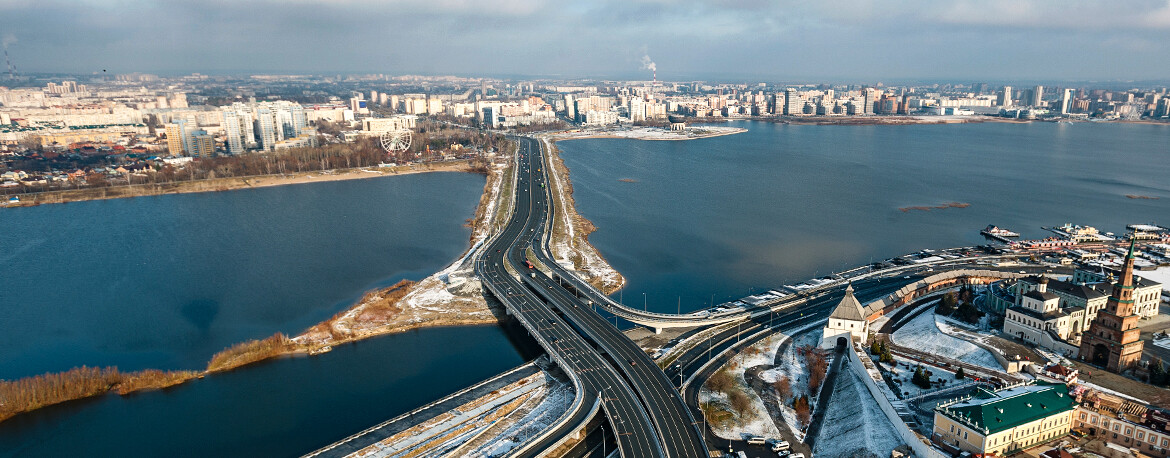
[813,365,904,457]
[698,332,790,442]
[699,324,822,442]
[758,330,824,440]
[891,309,1002,370]
[879,355,959,399]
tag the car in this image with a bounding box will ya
[747,436,766,445]
[770,440,790,451]
[629,360,637,366]
[789,454,805,458]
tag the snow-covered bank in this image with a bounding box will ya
[540,136,625,293]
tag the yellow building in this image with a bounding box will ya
[165,123,185,155]
[933,381,1076,456]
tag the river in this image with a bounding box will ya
[0,172,532,457]
[557,120,1170,314]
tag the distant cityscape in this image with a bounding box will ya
[2,73,1170,194]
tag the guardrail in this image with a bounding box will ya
[589,256,1029,330]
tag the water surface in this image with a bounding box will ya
[0,172,485,379]
[558,121,1170,314]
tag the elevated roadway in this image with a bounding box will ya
[477,138,669,457]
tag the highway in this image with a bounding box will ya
[475,134,1049,456]
[475,138,668,457]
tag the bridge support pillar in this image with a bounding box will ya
[653,327,662,335]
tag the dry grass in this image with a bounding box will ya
[0,366,199,422]
[206,333,297,373]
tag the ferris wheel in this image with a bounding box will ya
[380,129,411,153]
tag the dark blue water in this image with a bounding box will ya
[0,173,485,379]
[558,120,1170,314]
[0,325,526,457]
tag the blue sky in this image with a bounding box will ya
[2,0,1169,81]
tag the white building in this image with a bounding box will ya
[821,284,869,349]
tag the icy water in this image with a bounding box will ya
[0,172,486,379]
[558,120,1170,314]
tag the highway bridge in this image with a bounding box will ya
[475,137,712,457]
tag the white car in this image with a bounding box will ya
[770,440,790,451]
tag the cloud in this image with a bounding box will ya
[0,0,1167,79]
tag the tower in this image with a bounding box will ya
[820,284,869,349]
[1079,240,1145,372]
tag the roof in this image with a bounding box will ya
[937,382,1076,435]
[829,284,867,322]
[1024,289,1059,302]
[1008,305,1067,321]
[1042,279,1107,301]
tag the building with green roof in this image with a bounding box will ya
[933,381,1076,456]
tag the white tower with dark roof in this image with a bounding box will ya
[821,284,870,349]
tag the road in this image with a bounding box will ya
[475,138,667,457]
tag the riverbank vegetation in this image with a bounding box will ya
[0,366,199,422]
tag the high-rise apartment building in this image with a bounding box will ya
[998,86,1013,107]
[783,88,802,116]
[862,88,877,114]
[1060,89,1072,115]
[254,108,277,151]
[1031,85,1044,107]
[190,131,215,158]
[164,122,187,155]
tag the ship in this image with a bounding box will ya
[981,225,1020,238]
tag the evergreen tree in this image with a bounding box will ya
[955,367,965,379]
[912,365,933,389]
[1150,358,1167,386]
[938,292,958,315]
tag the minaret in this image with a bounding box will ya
[1079,240,1145,372]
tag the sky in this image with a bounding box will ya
[2,0,1169,81]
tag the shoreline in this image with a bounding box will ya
[0,155,507,423]
[2,159,478,208]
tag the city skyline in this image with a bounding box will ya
[3,0,1170,80]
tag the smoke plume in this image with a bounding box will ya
[640,54,656,73]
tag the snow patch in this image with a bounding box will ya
[892,309,1001,370]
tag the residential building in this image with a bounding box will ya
[190,131,215,158]
[999,86,1014,107]
[933,381,1076,456]
[783,88,802,116]
[164,121,188,155]
[254,108,277,151]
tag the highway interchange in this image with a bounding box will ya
[472,135,1053,457]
